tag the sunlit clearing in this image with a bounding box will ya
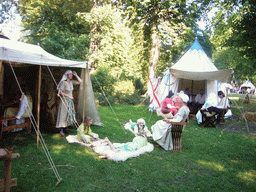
[52,145,66,154]
[237,170,256,184]
[52,134,62,140]
[229,97,239,100]
[197,160,225,171]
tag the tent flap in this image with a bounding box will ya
[170,68,233,82]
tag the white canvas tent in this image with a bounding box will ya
[0,38,103,126]
[149,40,233,110]
[240,79,255,91]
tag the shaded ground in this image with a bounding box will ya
[217,111,256,136]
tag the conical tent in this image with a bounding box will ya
[149,40,233,110]
[240,79,255,90]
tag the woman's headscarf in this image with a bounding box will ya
[57,70,72,90]
[177,92,189,103]
[137,118,145,125]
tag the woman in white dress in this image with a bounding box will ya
[151,92,190,151]
[56,70,82,136]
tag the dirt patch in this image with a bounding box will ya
[218,114,256,136]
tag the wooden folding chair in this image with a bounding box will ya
[169,120,189,152]
[0,117,31,139]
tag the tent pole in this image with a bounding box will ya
[0,61,3,113]
[191,80,194,99]
[37,65,42,148]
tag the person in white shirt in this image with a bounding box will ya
[195,89,206,112]
[206,91,230,122]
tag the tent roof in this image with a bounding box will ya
[240,79,255,89]
[0,38,87,68]
[170,40,233,82]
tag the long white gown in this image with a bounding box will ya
[151,106,190,151]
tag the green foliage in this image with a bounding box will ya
[79,4,144,80]
[113,80,135,96]
[210,0,256,82]
[90,67,116,95]
[18,0,91,61]
[0,0,17,24]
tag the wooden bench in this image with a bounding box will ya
[0,147,20,192]
[169,120,189,152]
[0,117,31,139]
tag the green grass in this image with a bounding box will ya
[0,104,255,192]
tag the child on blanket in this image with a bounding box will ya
[98,130,148,159]
[124,118,152,137]
[77,116,99,143]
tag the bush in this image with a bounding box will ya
[94,92,116,106]
[118,93,141,105]
[113,80,135,95]
[91,67,116,94]
[134,78,147,95]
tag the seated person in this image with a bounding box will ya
[124,118,152,137]
[157,90,180,118]
[207,91,230,122]
[98,129,148,158]
[197,91,230,125]
[195,89,206,112]
[2,85,33,128]
[196,93,218,125]
[151,92,190,151]
[77,116,99,143]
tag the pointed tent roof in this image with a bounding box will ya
[240,79,255,90]
[170,40,233,82]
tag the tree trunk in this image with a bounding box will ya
[149,29,160,79]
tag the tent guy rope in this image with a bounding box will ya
[7,58,62,186]
[46,66,99,160]
[92,75,127,134]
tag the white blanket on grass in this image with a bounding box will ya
[66,135,154,162]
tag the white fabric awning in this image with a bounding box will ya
[170,68,233,82]
[0,38,87,68]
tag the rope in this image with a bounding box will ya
[7,60,62,185]
[46,66,98,160]
[92,75,126,134]
[231,100,250,133]
[46,66,80,128]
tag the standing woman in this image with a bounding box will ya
[56,70,82,136]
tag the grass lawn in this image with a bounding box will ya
[0,102,255,191]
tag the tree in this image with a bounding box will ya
[0,0,19,36]
[17,0,91,61]
[210,0,256,81]
[78,4,144,80]
[118,0,202,79]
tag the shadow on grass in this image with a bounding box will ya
[0,105,255,191]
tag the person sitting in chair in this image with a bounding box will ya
[2,85,33,129]
[151,92,190,151]
[207,91,230,123]
[197,91,230,126]
[195,89,206,112]
[157,90,180,118]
